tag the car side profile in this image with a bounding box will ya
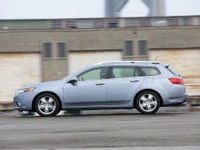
[14,61,188,116]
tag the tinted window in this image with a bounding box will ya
[112,67,135,78]
[140,67,161,76]
[77,67,108,82]
[43,43,52,58]
[57,43,66,57]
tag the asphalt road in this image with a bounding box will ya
[0,107,200,149]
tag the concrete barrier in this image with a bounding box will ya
[186,95,200,111]
[0,101,13,111]
[187,95,200,105]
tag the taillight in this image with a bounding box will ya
[168,78,183,84]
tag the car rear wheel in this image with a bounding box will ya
[34,93,60,117]
[135,91,160,114]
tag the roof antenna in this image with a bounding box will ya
[153,56,158,62]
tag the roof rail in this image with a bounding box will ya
[151,61,160,64]
[95,61,160,65]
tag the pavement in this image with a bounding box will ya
[1,147,200,150]
[0,106,200,149]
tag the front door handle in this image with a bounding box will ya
[96,83,105,86]
[130,79,140,83]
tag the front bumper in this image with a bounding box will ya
[13,92,36,111]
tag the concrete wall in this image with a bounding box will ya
[150,49,200,95]
[0,53,41,102]
[42,59,68,81]
[0,27,200,53]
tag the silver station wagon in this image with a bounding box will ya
[14,61,188,116]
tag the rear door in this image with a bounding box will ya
[106,66,145,107]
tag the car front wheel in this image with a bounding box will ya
[135,91,160,114]
[34,93,60,117]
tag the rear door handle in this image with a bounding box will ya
[96,83,105,86]
[130,79,140,83]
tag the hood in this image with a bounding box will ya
[23,80,63,89]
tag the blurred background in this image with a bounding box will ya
[0,0,200,106]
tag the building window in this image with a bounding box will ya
[139,19,151,27]
[78,20,93,28]
[199,17,200,26]
[182,17,192,26]
[52,20,62,29]
[125,19,139,27]
[138,40,148,55]
[43,43,52,58]
[124,41,133,56]
[108,19,118,28]
[167,18,179,26]
[66,20,77,28]
[57,42,67,57]
[94,20,104,28]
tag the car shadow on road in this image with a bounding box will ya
[14,111,188,119]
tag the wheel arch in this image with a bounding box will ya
[133,89,163,108]
[32,91,62,111]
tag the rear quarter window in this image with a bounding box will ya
[166,67,178,76]
[140,67,161,76]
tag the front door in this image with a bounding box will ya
[63,67,108,108]
[106,66,144,107]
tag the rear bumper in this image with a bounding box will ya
[165,93,188,106]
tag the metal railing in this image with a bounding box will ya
[0,16,200,30]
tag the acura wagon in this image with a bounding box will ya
[14,61,187,116]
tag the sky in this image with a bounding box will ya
[0,0,200,19]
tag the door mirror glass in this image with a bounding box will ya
[68,76,77,83]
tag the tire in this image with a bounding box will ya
[34,93,61,117]
[135,91,161,114]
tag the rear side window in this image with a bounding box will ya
[139,67,161,76]
[112,67,135,78]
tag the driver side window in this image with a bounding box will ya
[77,67,108,82]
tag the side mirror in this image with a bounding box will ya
[68,76,78,83]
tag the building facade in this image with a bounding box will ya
[0,16,200,102]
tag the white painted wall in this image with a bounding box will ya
[0,53,41,102]
[150,49,200,95]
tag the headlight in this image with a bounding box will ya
[15,87,36,95]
